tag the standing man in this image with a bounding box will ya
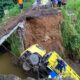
[37,0,41,4]
[18,0,23,13]
[32,0,41,9]
[55,59,66,73]
[55,59,66,80]
[58,0,62,7]
[51,0,58,7]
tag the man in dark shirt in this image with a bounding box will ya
[55,59,66,73]
[58,0,62,7]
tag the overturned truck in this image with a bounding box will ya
[18,44,80,80]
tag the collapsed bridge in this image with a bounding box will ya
[0,5,80,80]
[0,7,61,52]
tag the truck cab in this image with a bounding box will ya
[46,51,80,80]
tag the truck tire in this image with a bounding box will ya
[23,62,31,71]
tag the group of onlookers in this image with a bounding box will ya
[17,0,67,12]
[32,0,67,9]
[51,0,67,7]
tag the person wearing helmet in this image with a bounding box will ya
[18,0,23,13]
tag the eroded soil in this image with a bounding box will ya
[24,12,63,54]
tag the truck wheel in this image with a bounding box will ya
[23,62,31,71]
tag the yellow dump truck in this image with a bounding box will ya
[19,44,80,80]
[20,44,46,57]
[19,44,47,72]
[47,51,80,80]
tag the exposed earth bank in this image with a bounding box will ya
[24,14,63,54]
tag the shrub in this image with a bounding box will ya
[7,32,21,57]
[61,0,80,61]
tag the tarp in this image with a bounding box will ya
[49,71,58,78]
[41,0,50,5]
[33,0,50,6]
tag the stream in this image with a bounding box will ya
[0,52,27,79]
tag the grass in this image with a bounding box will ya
[0,0,34,24]
[61,0,80,61]
[7,32,21,57]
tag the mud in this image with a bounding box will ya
[24,13,63,53]
[0,53,27,78]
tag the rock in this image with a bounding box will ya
[0,74,37,80]
[0,75,4,80]
[44,35,50,41]
[0,74,20,80]
[4,75,20,80]
[25,77,36,80]
[63,77,75,80]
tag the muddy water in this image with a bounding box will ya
[0,53,27,79]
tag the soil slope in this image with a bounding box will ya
[24,13,63,53]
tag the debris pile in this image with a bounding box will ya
[24,10,63,53]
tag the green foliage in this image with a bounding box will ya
[0,5,4,19]
[13,0,17,4]
[7,32,21,57]
[66,0,80,11]
[61,0,80,60]
[23,0,34,10]
[9,4,19,16]
[0,0,34,21]
[9,0,34,16]
[0,0,14,20]
[2,0,14,10]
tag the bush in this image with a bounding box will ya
[0,5,4,19]
[61,0,80,61]
[7,32,21,57]
[9,4,19,16]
